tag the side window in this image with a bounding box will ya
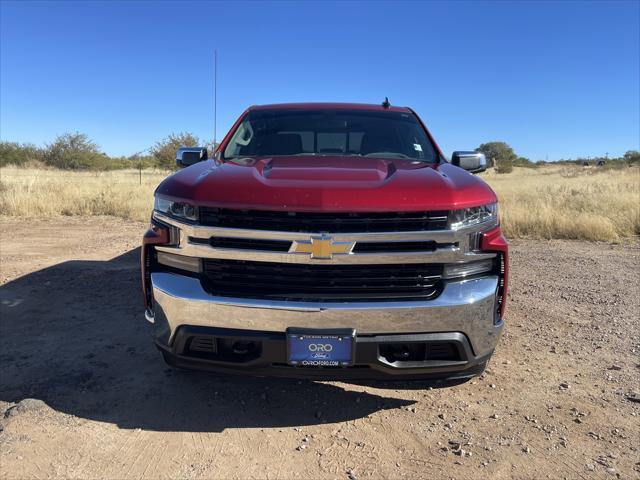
[225,122,254,157]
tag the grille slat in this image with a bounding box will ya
[206,271,440,284]
[205,277,437,291]
[207,273,440,284]
[353,241,456,253]
[209,237,291,252]
[202,259,443,301]
[189,336,217,353]
[197,237,457,254]
[204,264,440,279]
[200,208,449,233]
[206,279,439,290]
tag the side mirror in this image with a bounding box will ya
[451,151,487,174]
[176,147,208,168]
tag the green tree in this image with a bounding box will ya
[43,132,103,169]
[128,153,156,170]
[151,132,200,169]
[476,142,516,174]
[623,150,640,165]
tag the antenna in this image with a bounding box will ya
[213,50,218,149]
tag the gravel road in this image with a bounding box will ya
[1,217,638,479]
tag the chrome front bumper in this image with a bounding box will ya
[149,272,503,358]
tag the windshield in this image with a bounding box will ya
[223,109,439,162]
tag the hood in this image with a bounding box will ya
[155,156,497,212]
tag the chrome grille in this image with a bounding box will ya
[199,208,449,233]
[191,236,457,254]
[202,259,443,301]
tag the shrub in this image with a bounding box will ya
[0,142,44,167]
[43,132,104,170]
[150,132,200,170]
[623,150,640,165]
[495,161,514,174]
[513,156,536,168]
[476,141,516,174]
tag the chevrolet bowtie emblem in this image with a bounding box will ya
[289,235,355,259]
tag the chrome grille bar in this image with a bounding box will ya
[152,212,497,265]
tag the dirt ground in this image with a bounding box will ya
[0,217,638,480]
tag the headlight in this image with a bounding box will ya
[449,203,498,230]
[154,197,198,221]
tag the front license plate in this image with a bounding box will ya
[287,328,355,367]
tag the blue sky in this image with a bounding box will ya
[1,1,639,160]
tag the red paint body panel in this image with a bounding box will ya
[141,223,171,309]
[156,156,497,212]
[161,103,496,212]
[156,156,496,212]
[481,226,509,316]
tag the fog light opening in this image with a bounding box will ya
[392,345,411,360]
[232,341,256,355]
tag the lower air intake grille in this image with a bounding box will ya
[188,336,217,353]
[202,259,444,302]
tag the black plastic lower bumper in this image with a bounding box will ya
[155,326,492,381]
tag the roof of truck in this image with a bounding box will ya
[249,102,412,113]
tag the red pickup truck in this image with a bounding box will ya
[141,102,508,382]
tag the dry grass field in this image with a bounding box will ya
[480,165,640,241]
[0,167,163,223]
[0,164,638,241]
